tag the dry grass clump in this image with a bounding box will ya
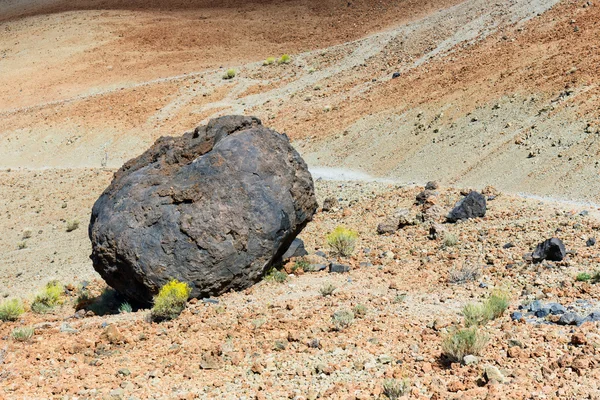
[31,281,64,314]
[382,378,410,399]
[332,309,354,331]
[326,226,358,257]
[462,290,510,327]
[448,263,481,284]
[0,298,25,321]
[12,326,34,342]
[442,327,488,363]
[150,279,191,322]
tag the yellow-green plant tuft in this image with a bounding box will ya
[222,68,236,79]
[0,298,25,321]
[326,226,358,257]
[32,281,64,314]
[151,279,191,322]
[263,57,276,66]
[278,54,291,64]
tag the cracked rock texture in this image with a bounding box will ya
[89,115,317,305]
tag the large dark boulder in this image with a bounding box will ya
[532,238,566,263]
[447,191,487,222]
[89,116,318,305]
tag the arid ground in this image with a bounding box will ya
[1,0,600,398]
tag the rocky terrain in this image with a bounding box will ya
[2,0,600,398]
[2,182,600,399]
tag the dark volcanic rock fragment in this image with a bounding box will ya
[89,115,317,305]
[447,191,487,222]
[532,238,566,263]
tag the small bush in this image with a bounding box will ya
[576,272,591,282]
[12,326,34,342]
[382,378,410,400]
[0,298,25,321]
[119,302,132,314]
[448,264,481,284]
[592,271,600,284]
[278,54,291,64]
[332,309,354,331]
[222,68,236,80]
[326,226,358,257]
[32,281,64,314]
[442,327,488,363]
[393,294,407,304]
[462,303,489,327]
[319,283,336,297]
[264,267,288,283]
[22,229,32,239]
[443,232,458,247]
[486,290,509,319]
[292,259,312,273]
[66,219,80,232]
[17,241,27,250]
[353,304,367,317]
[463,290,510,327]
[263,57,276,66]
[150,279,191,322]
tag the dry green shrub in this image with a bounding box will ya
[150,279,191,322]
[0,298,25,321]
[442,327,488,363]
[462,290,510,327]
[32,281,64,314]
[448,263,481,284]
[278,54,291,64]
[319,283,336,297]
[12,326,34,342]
[382,378,410,399]
[332,309,354,331]
[222,68,236,79]
[326,226,358,257]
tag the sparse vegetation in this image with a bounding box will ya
[0,298,25,321]
[22,229,32,239]
[66,219,80,232]
[31,281,64,314]
[443,232,458,247]
[332,309,354,331]
[486,290,510,319]
[263,57,276,65]
[292,258,313,273]
[353,304,367,317]
[462,303,489,327]
[319,283,336,297]
[222,68,236,79]
[442,327,488,363]
[326,226,358,257]
[278,54,291,64]
[382,378,410,400]
[448,263,481,284]
[252,317,267,329]
[17,241,27,250]
[264,267,288,283]
[119,302,133,313]
[11,326,34,342]
[576,272,591,282]
[150,279,191,322]
[462,290,510,327]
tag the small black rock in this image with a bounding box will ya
[503,242,515,249]
[392,72,401,79]
[586,237,596,247]
[329,263,350,273]
[532,238,566,263]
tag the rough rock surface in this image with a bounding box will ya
[89,115,317,304]
[447,191,487,222]
[532,238,566,262]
